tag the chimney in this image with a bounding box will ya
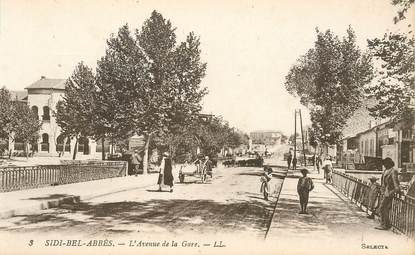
[41,76,46,79]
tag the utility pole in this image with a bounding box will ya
[299,109,307,166]
[294,110,297,170]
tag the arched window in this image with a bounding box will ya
[78,137,89,155]
[31,106,38,119]
[56,134,70,152]
[43,106,50,121]
[41,133,49,152]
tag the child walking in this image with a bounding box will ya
[297,168,314,214]
[260,167,273,200]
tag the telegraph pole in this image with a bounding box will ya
[299,109,307,166]
[294,110,297,170]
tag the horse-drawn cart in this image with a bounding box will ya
[178,159,211,183]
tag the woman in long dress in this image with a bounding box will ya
[157,152,174,192]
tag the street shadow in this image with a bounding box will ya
[25,194,71,200]
[272,196,367,235]
[146,189,171,193]
[1,197,276,236]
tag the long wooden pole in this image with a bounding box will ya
[294,110,297,170]
[299,109,307,166]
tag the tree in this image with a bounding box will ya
[366,33,414,120]
[392,0,415,23]
[11,102,41,157]
[95,24,141,159]
[365,1,414,122]
[0,88,13,142]
[285,27,373,145]
[96,11,207,172]
[55,62,96,159]
[0,87,41,158]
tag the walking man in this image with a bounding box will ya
[375,157,400,230]
[287,149,293,170]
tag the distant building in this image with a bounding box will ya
[8,76,116,157]
[250,130,282,146]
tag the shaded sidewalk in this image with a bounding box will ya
[0,174,160,219]
[265,171,414,255]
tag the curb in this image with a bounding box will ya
[0,175,160,219]
[0,195,80,219]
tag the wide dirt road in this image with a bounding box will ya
[0,165,284,241]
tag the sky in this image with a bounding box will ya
[0,0,413,135]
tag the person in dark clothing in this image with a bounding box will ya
[287,150,293,169]
[157,152,174,192]
[297,168,314,214]
[375,157,400,230]
[292,157,297,171]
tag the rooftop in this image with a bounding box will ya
[25,76,66,90]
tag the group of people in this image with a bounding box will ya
[367,157,401,230]
[131,150,214,193]
[284,147,402,228]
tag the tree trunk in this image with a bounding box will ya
[101,136,106,160]
[142,133,151,174]
[61,138,67,157]
[313,146,316,171]
[72,137,79,160]
[25,142,29,159]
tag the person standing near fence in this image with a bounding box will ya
[375,157,401,230]
[367,176,380,219]
[322,156,333,184]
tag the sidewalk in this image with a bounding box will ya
[0,173,161,219]
[266,170,414,255]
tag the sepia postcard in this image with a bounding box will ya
[0,0,414,254]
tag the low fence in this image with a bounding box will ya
[0,161,127,192]
[332,170,415,238]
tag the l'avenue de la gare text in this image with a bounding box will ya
[44,239,226,248]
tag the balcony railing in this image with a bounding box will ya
[0,161,127,192]
[332,170,415,238]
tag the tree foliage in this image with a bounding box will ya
[392,0,415,23]
[365,1,414,122]
[95,11,207,171]
[285,27,373,145]
[367,32,414,120]
[55,62,96,159]
[0,87,41,157]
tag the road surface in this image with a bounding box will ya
[0,165,285,241]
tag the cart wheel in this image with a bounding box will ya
[179,173,184,183]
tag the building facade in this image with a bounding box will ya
[8,77,115,157]
[339,100,414,170]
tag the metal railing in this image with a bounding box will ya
[0,161,127,192]
[332,170,415,238]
